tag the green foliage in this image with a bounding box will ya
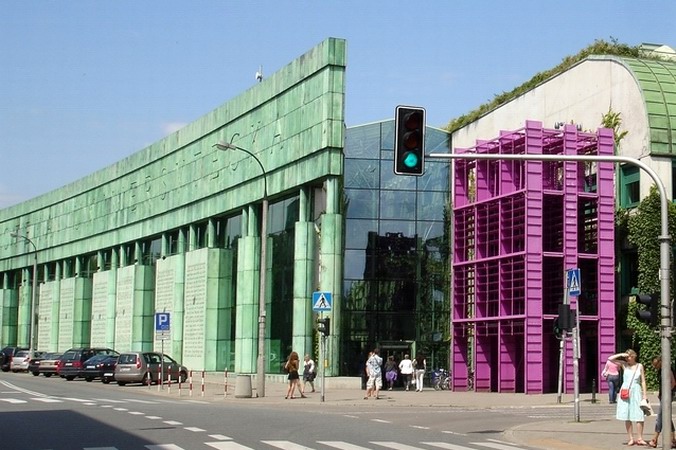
[626,186,676,388]
[600,109,628,149]
[446,38,645,132]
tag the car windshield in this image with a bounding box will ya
[15,351,29,358]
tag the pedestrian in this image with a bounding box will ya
[384,355,398,391]
[647,356,676,448]
[399,354,414,391]
[284,351,306,399]
[364,348,383,400]
[602,356,622,403]
[413,353,426,392]
[609,349,648,446]
[301,354,316,395]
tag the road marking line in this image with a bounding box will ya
[146,416,162,420]
[205,443,255,449]
[262,441,316,449]
[184,426,206,432]
[146,445,186,450]
[410,425,430,430]
[0,398,26,404]
[84,447,118,450]
[372,443,427,449]
[31,397,62,403]
[164,420,183,426]
[128,411,144,415]
[370,419,391,423]
[94,398,125,403]
[113,407,128,411]
[208,435,232,440]
[124,398,158,404]
[423,443,477,450]
[318,442,372,450]
[61,397,90,402]
[472,443,528,450]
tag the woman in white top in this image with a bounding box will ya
[301,354,316,395]
[398,354,414,391]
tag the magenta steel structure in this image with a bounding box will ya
[451,120,615,394]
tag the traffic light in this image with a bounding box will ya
[394,105,426,176]
[553,317,563,340]
[635,293,659,327]
[557,304,574,332]
[317,317,330,336]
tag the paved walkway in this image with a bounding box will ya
[149,374,669,450]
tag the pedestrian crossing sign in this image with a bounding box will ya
[567,268,581,297]
[312,291,332,312]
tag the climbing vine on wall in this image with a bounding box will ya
[625,187,676,388]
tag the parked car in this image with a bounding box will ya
[114,352,188,386]
[57,347,118,381]
[28,352,63,377]
[10,350,34,372]
[82,354,118,383]
[0,346,28,372]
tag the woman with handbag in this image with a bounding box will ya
[609,349,649,446]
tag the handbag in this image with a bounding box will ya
[620,364,639,401]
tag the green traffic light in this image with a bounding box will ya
[403,152,419,168]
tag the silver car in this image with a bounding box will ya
[114,352,188,386]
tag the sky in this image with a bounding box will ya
[1,1,675,209]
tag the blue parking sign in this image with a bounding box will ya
[155,312,171,331]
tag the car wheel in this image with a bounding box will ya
[1,367,9,372]
[102,378,110,384]
[142,372,153,386]
[31,371,40,376]
[11,370,18,373]
[85,377,93,382]
[44,373,52,377]
[65,376,75,381]
[117,381,127,386]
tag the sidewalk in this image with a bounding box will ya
[149,373,661,450]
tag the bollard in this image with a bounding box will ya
[167,372,171,394]
[224,368,228,398]
[178,371,182,397]
[591,378,597,404]
[157,366,162,392]
[189,370,193,397]
[201,370,205,397]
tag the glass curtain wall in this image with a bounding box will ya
[343,121,451,378]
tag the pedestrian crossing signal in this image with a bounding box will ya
[317,317,330,336]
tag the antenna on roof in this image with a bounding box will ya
[255,65,263,83]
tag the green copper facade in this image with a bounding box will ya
[1,38,346,375]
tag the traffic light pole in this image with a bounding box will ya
[430,151,672,448]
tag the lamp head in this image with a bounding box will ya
[212,141,237,152]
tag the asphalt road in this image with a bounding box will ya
[0,371,577,450]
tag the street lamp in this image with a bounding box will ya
[10,232,37,357]
[213,139,268,398]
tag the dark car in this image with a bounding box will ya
[29,352,63,377]
[82,354,118,383]
[57,347,118,381]
[0,346,28,372]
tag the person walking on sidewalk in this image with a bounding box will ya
[609,349,648,446]
[647,356,676,448]
[602,356,622,403]
[413,353,427,392]
[284,351,306,399]
[301,354,316,395]
[364,348,383,399]
[384,355,398,391]
[399,354,414,391]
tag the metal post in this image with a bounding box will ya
[430,151,671,443]
[320,334,326,403]
[11,233,37,356]
[573,300,581,422]
[557,272,567,404]
[213,139,268,398]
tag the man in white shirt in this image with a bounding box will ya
[399,354,414,391]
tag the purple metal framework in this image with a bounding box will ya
[452,121,615,394]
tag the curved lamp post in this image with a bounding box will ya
[10,233,37,357]
[213,139,268,398]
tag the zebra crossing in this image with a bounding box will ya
[77,438,534,450]
[0,395,166,405]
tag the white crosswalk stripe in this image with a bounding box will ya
[472,443,525,450]
[145,445,185,450]
[424,443,479,450]
[205,442,256,449]
[262,441,316,449]
[372,443,427,449]
[32,397,63,403]
[318,442,372,450]
[0,398,27,403]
